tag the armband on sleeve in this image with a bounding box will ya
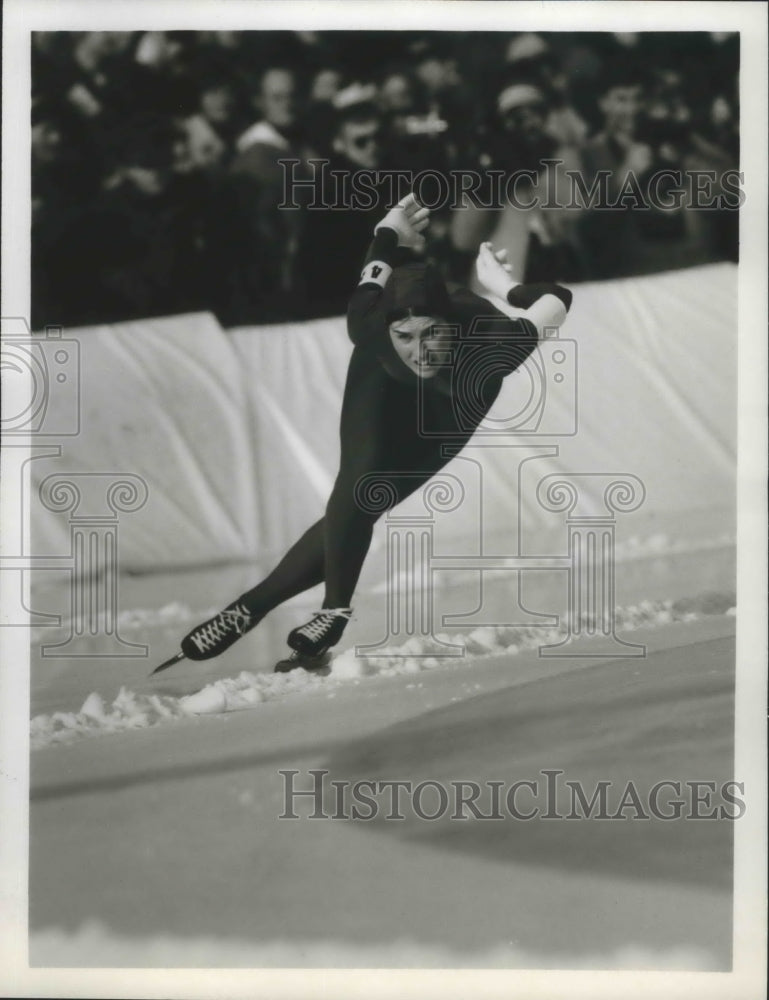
[358,226,411,286]
[507,282,572,311]
[358,260,393,288]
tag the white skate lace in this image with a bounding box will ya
[189,603,252,654]
[295,608,353,642]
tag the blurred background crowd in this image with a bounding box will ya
[31,30,740,329]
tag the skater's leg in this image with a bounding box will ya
[321,349,392,609]
[322,477,378,608]
[180,519,326,661]
[181,374,474,661]
[322,390,476,606]
[240,347,441,616]
[238,518,325,615]
[279,376,481,666]
[179,351,386,663]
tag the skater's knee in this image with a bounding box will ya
[327,478,380,524]
[351,471,409,520]
[328,471,402,523]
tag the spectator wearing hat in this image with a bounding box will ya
[451,80,586,289]
[504,34,590,151]
[329,83,382,169]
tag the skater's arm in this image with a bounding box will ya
[348,195,430,347]
[475,242,572,336]
[449,285,540,356]
[357,227,407,291]
[503,282,572,335]
[347,229,402,347]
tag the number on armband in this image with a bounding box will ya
[359,260,392,288]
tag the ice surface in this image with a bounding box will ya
[30,593,735,749]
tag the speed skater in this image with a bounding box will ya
[154,194,572,674]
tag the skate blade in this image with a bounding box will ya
[150,651,186,676]
[274,650,332,674]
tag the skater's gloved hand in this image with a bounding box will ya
[374,193,430,252]
[475,242,516,301]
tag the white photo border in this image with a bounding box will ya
[2,2,766,998]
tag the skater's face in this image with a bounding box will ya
[389,315,450,378]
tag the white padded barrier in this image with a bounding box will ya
[28,264,736,574]
[28,312,260,570]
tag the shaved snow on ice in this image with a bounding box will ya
[30,592,735,749]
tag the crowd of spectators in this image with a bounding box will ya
[31,30,740,329]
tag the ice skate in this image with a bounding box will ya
[272,607,352,672]
[180,600,260,660]
[287,607,353,655]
